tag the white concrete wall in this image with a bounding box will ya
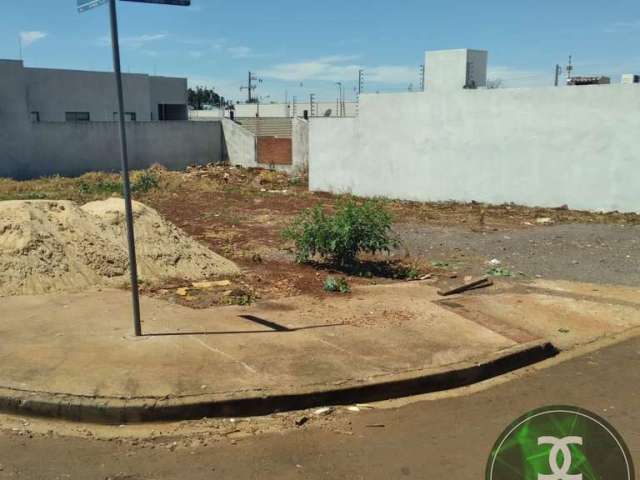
[221,119,257,168]
[2,121,223,179]
[221,118,306,175]
[231,101,358,118]
[309,85,640,212]
[292,118,309,174]
[190,108,224,120]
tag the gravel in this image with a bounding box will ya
[395,223,640,286]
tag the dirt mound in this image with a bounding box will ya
[0,199,239,296]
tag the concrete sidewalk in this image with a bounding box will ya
[0,280,638,423]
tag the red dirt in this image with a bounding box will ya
[4,164,637,307]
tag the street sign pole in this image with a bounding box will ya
[78,0,190,337]
[108,0,142,337]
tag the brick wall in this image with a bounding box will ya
[257,137,292,165]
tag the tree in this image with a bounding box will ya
[187,86,226,109]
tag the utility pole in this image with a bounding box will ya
[284,88,289,117]
[357,69,365,117]
[240,71,260,103]
[566,55,573,82]
[336,82,343,117]
[554,64,562,87]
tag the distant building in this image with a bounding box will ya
[621,74,640,84]
[0,59,188,123]
[425,49,488,91]
[567,76,610,86]
[227,101,359,119]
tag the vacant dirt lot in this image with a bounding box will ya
[1,164,638,304]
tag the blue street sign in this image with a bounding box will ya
[120,0,190,5]
[77,0,108,12]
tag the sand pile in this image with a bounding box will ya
[0,199,239,296]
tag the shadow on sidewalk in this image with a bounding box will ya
[143,314,344,337]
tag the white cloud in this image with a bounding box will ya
[97,33,168,48]
[20,31,47,48]
[261,56,361,81]
[179,37,225,49]
[261,55,421,86]
[367,65,417,84]
[227,46,253,59]
[604,19,640,33]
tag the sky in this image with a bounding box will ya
[1,0,640,103]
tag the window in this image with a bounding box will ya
[113,112,137,122]
[30,112,40,123]
[65,112,90,122]
[158,104,188,121]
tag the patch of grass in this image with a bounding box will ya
[131,170,160,193]
[77,170,159,196]
[78,178,121,195]
[430,260,464,270]
[9,191,49,200]
[431,261,451,268]
[402,265,421,280]
[323,276,351,293]
[487,266,513,277]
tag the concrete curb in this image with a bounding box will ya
[0,341,558,424]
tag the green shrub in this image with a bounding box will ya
[77,171,159,195]
[323,276,351,293]
[78,178,121,195]
[282,198,397,266]
[132,170,159,193]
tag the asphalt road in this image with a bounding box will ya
[1,335,638,479]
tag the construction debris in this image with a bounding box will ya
[295,416,309,427]
[437,276,493,296]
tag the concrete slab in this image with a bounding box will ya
[0,280,637,423]
[438,281,640,350]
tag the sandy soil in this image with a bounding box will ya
[0,198,238,296]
